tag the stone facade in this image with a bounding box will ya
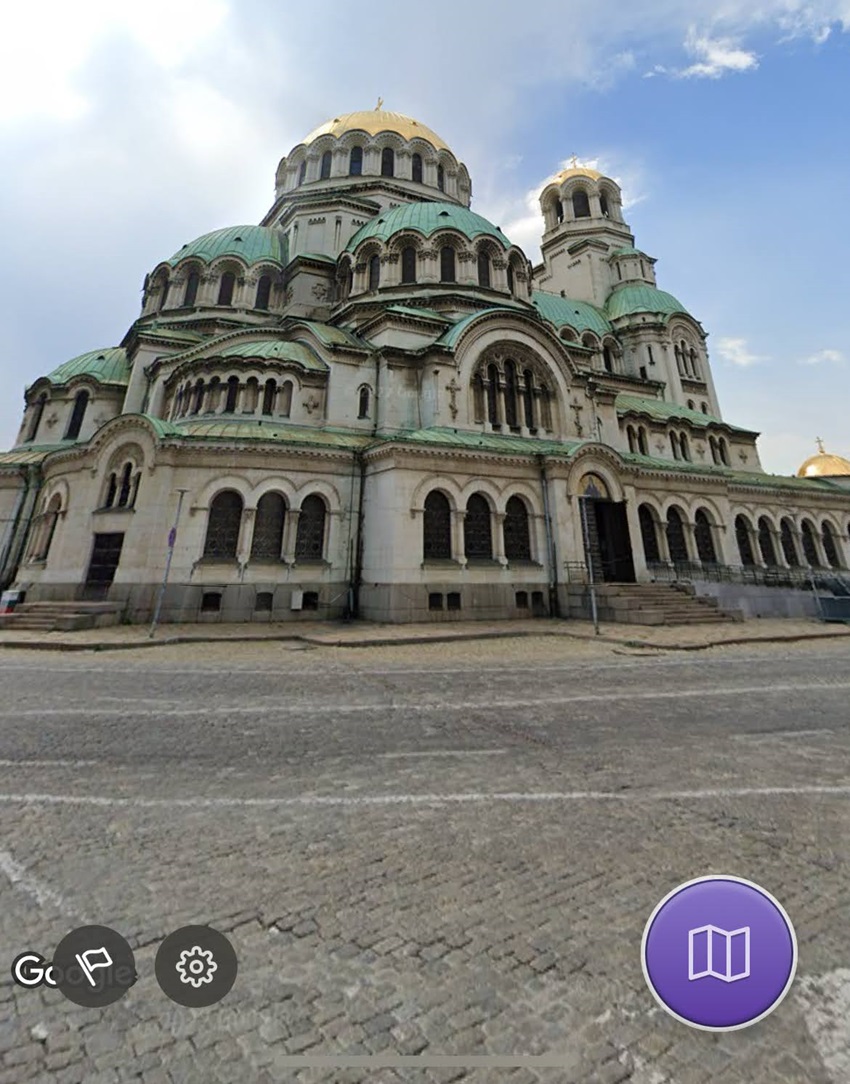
[2,108,848,623]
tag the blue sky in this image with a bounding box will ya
[1,0,848,474]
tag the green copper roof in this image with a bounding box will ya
[168,419,370,450]
[616,393,730,428]
[168,225,288,267]
[436,307,531,349]
[212,338,328,371]
[621,450,842,491]
[609,246,643,257]
[384,427,585,457]
[606,283,690,321]
[346,202,514,251]
[45,348,130,387]
[532,292,612,337]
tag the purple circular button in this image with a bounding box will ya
[641,875,797,1031]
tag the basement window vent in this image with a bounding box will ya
[201,591,222,613]
[447,592,462,611]
[428,592,443,611]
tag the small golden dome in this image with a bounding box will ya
[301,109,450,152]
[553,165,603,184]
[796,440,850,478]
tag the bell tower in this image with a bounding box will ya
[534,162,635,306]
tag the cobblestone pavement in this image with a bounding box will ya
[0,636,848,1083]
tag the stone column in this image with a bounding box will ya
[493,512,507,567]
[284,509,301,564]
[452,510,467,567]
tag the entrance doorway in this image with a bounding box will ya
[83,532,124,600]
[588,501,636,582]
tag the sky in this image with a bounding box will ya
[1,0,848,474]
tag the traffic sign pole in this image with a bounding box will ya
[149,489,188,638]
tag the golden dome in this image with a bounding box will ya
[796,440,850,478]
[301,109,450,152]
[553,165,604,184]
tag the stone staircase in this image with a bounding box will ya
[0,601,125,632]
[575,583,742,626]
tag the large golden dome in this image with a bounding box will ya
[796,441,850,478]
[553,165,604,184]
[301,108,450,152]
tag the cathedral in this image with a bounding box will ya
[1,106,849,625]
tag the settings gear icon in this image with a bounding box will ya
[175,945,218,988]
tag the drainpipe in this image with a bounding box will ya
[351,451,367,618]
[537,454,561,618]
[0,479,28,583]
[1,465,42,589]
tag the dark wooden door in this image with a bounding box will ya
[83,533,124,599]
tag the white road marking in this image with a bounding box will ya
[379,749,508,759]
[1,680,848,719]
[0,849,86,920]
[796,969,850,1083]
[0,785,848,810]
[0,758,99,768]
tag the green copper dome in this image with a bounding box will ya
[532,292,612,337]
[346,202,514,251]
[45,347,130,386]
[606,283,690,321]
[168,225,288,267]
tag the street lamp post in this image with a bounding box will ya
[149,489,189,638]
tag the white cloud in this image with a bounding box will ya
[799,348,845,365]
[716,337,769,366]
[650,29,759,79]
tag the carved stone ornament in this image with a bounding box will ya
[45,413,59,429]
[303,394,321,414]
[312,283,328,299]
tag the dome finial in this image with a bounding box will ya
[375,96,384,110]
[569,153,579,168]
[816,436,826,454]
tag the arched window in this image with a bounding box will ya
[295,494,326,560]
[503,361,519,429]
[411,153,423,183]
[554,198,564,224]
[689,348,699,378]
[104,473,118,509]
[602,346,613,373]
[26,393,48,443]
[217,271,235,306]
[666,507,688,563]
[117,463,134,508]
[440,246,456,283]
[64,390,89,440]
[320,150,332,179]
[191,380,205,415]
[735,515,756,566]
[694,510,717,563]
[758,517,777,566]
[368,254,380,291]
[504,495,531,561]
[572,189,591,218]
[477,250,491,288]
[719,439,730,466]
[262,378,276,416]
[437,164,445,191]
[670,432,680,460]
[486,363,499,426]
[709,436,719,464]
[472,372,485,423]
[184,270,200,307]
[822,521,841,569]
[206,376,221,413]
[423,491,451,559]
[599,191,610,217]
[464,494,492,559]
[780,518,799,567]
[224,376,239,414]
[358,386,370,419]
[279,380,293,417]
[801,520,820,566]
[32,493,62,562]
[627,426,636,454]
[251,492,286,559]
[401,246,417,284]
[539,385,552,429]
[638,428,648,455]
[204,490,243,559]
[349,146,363,176]
[254,275,272,310]
[244,378,259,413]
[381,147,394,177]
[298,161,307,185]
[522,369,535,430]
[687,400,695,411]
[674,345,684,375]
[639,504,660,563]
[157,275,170,311]
[679,433,691,461]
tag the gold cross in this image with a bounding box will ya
[816,436,826,454]
[376,97,384,110]
[569,154,579,168]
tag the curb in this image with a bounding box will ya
[0,624,847,654]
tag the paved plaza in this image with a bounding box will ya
[1,634,849,1083]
